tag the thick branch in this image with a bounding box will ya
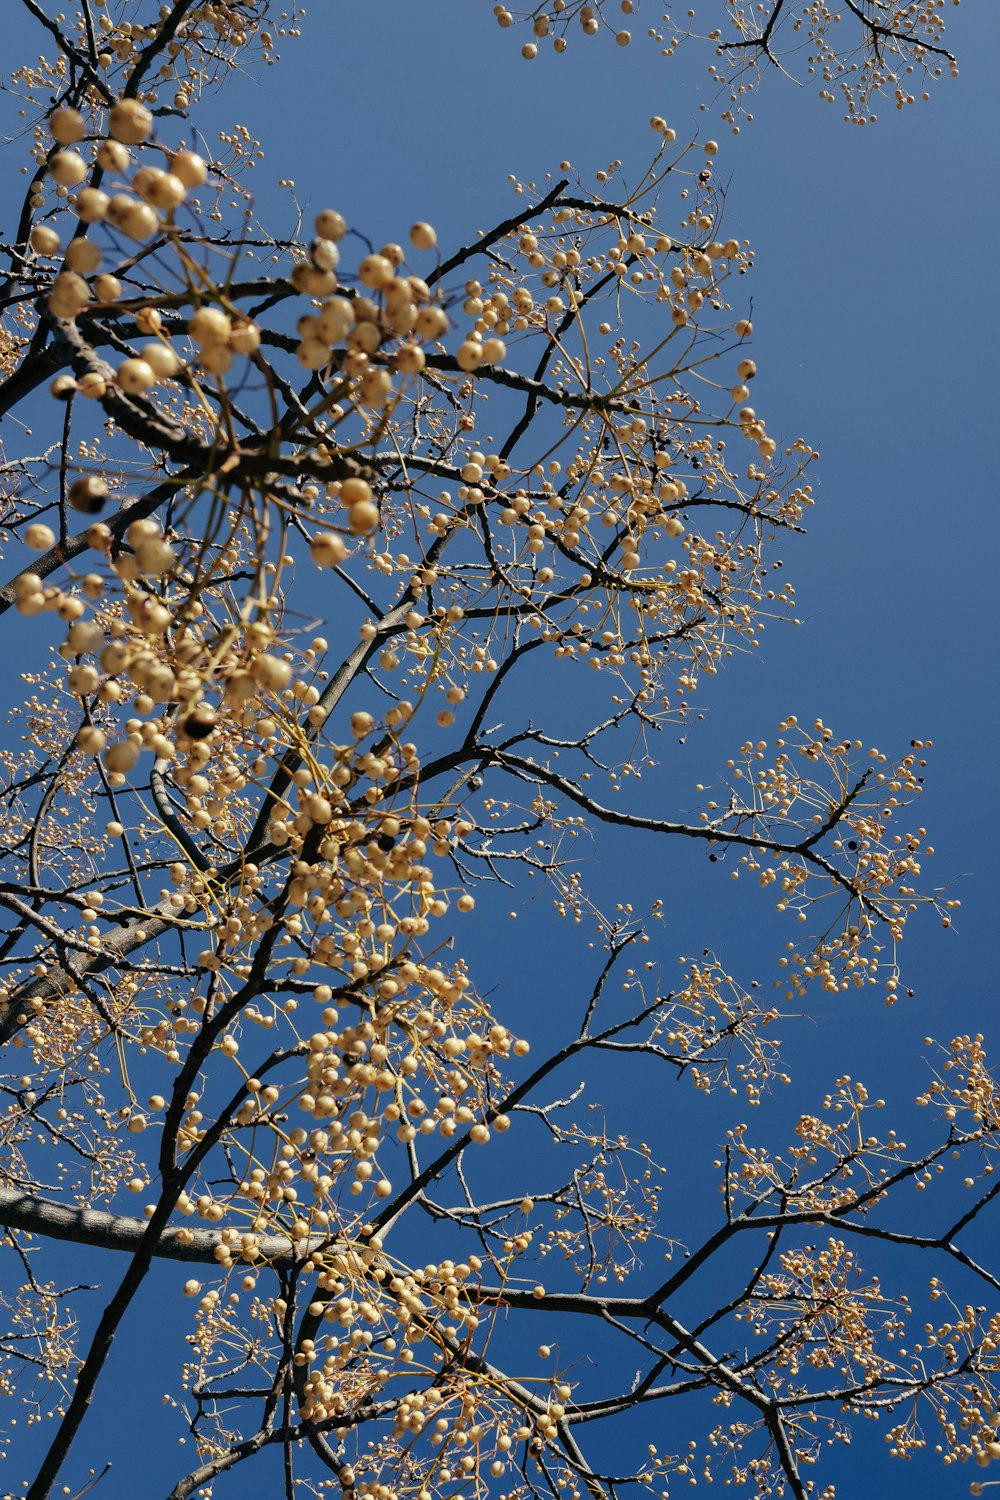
[0,1187,325,1267]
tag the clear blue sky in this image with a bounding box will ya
[0,4,998,1497]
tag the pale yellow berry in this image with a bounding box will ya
[73,187,110,223]
[394,343,425,375]
[456,339,483,372]
[170,149,207,188]
[78,372,108,399]
[358,254,394,290]
[48,270,91,318]
[252,654,292,692]
[414,304,448,340]
[64,238,102,274]
[310,236,340,274]
[358,368,393,407]
[133,166,185,211]
[13,571,42,598]
[108,98,154,145]
[296,337,331,370]
[92,274,121,302]
[49,107,87,145]
[29,225,61,256]
[117,358,157,395]
[86,524,112,550]
[316,298,354,342]
[409,221,437,251]
[67,662,100,695]
[76,725,107,755]
[103,739,140,774]
[96,140,130,172]
[67,619,103,651]
[199,343,233,376]
[140,343,180,379]
[49,151,88,187]
[229,321,261,355]
[291,262,338,297]
[50,374,78,400]
[106,195,158,240]
[188,307,232,347]
[314,208,347,241]
[347,500,380,534]
[340,477,373,508]
[310,532,348,567]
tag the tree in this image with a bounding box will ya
[0,5,992,1500]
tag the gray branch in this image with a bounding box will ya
[0,1187,325,1267]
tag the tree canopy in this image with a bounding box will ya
[0,5,992,1500]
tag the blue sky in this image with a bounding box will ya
[1,3,998,1497]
